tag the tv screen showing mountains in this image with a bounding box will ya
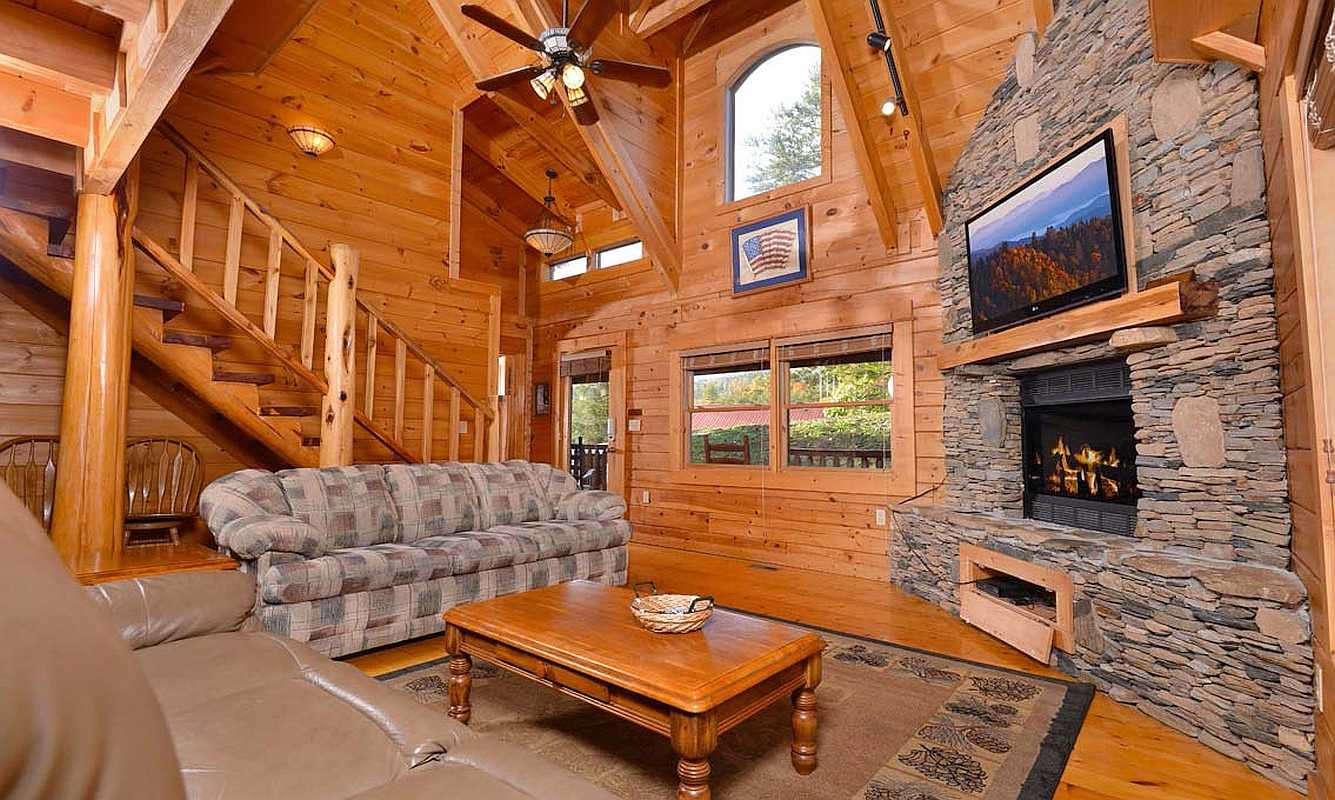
[966,136,1121,330]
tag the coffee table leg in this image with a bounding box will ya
[671,712,718,800]
[444,625,472,724]
[791,655,821,775]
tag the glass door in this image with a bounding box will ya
[554,333,627,498]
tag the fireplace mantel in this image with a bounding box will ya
[937,273,1217,370]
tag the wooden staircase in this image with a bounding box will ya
[0,125,495,469]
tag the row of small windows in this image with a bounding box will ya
[547,44,823,274]
[548,240,645,280]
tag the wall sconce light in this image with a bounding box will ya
[287,126,336,157]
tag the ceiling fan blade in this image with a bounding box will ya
[567,0,619,49]
[460,4,544,52]
[475,65,546,92]
[571,87,600,125]
[589,59,671,88]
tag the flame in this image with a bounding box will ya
[1044,436,1125,500]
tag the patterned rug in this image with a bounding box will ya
[377,617,1093,800]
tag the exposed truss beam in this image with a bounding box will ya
[0,70,90,147]
[0,129,78,176]
[875,0,942,234]
[0,1,118,96]
[632,0,714,38]
[463,117,576,224]
[804,0,897,250]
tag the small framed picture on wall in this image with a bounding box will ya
[534,383,550,416]
[730,206,811,296]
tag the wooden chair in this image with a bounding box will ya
[0,436,60,530]
[123,437,204,547]
[703,433,751,465]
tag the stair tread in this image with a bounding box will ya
[163,331,232,351]
[134,294,185,321]
[213,370,276,386]
[260,405,319,417]
[301,436,321,447]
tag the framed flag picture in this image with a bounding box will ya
[730,206,811,295]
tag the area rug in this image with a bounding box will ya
[377,619,1093,800]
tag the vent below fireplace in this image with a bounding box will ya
[1021,360,1138,536]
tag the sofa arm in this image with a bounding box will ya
[217,513,327,558]
[557,490,627,522]
[86,571,258,650]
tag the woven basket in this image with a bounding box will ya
[630,582,714,634]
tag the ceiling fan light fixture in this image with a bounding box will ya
[530,69,557,100]
[565,84,588,107]
[287,125,335,157]
[524,169,574,256]
[561,63,585,90]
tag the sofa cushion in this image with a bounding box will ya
[526,461,579,509]
[464,462,552,528]
[382,463,480,542]
[259,543,441,604]
[277,466,399,549]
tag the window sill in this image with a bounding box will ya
[720,172,832,216]
[669,465,913,496]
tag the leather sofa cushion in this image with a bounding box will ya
[465,462,552,528]
[136,631,473,800]
[87,570,257,650]
[277,465,400,549]
[346,740,618,799]
[382,462,481,542]
[259,520,631,604]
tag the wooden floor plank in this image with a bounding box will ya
[343,542,1300,800]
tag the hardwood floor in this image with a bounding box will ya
[346,542,1301,800]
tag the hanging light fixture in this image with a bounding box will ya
[287,125,336,157]
[523,169,574,256]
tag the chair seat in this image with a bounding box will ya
[259,520,632,605]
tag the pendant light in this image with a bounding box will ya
[524,169,574,256]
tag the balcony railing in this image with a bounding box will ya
[787,447,889,470]
[569,439,609,490]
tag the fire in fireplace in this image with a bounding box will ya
[1021,360,1138,535]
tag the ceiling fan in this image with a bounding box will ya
[462,1,672,125]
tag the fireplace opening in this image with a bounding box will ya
[1021,360,1138,535]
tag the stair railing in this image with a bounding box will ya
[132,122,494,464]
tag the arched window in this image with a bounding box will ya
[727,44,823,202]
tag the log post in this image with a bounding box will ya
[49,191,134,569]
[320,244,359,467]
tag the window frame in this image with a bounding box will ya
[548,252,590,281]
[594,239,644,270]
[723,42,832,207]
[684,342,774,470]
[778,335,893,472]
[669,318,917,496]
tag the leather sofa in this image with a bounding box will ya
[201,460,630,657]
[0,484,616,800]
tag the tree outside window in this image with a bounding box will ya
[730,46,823,201]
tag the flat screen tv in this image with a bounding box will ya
[965,128,1130,335]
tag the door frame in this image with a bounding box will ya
[553,331,628,498]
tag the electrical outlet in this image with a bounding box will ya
[459,420,468,434]
[875,508,887,527]
[628,419,642,432]
[641,490,651,504]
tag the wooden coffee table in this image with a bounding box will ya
[443,581,825,800]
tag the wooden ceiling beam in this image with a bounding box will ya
[804,0,897,250]
[632,0,715,38]
[0,1,118,96]
[0,129,79,176]
[66,0,153,23]
[877,0,943,234]
[82,0,235,194]
[509,0,681,291]
[0,69,91,148]
[462,117,576,223]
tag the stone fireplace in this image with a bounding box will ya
[1020,359,1138,535]
[889,0,1317,791]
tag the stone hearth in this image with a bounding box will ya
[889,0,1317,791]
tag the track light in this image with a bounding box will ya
[867,31,892,52]
[531,69,557,100]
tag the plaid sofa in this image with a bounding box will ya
[199,460,629,658]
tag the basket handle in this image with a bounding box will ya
[686,595,715,614]
[632,581,658,598]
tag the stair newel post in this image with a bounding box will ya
[320,244,359,467]
[50,186,135,569]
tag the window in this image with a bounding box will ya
[596,240,643,269]
[680,330,891,471]
[549,254,588,280]
[728,45,823,202]
[684,346,771,466]
[781,333,892,470]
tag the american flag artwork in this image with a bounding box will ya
[741,226,798,275]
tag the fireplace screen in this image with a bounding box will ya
[1021,361,1138,535]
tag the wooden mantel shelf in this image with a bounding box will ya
[937,277,1217,370]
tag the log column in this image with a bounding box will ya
[320,243,359,466]
[49,192,134,569]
